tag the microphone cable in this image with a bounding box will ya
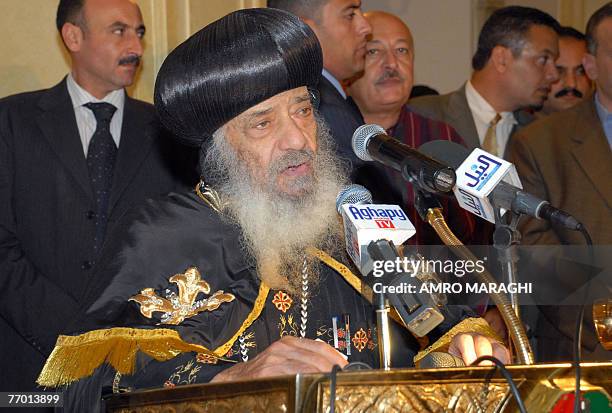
[300,362,372,413]
[573,224,594,413]
[472,355,527,413]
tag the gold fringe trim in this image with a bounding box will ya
[38,283,270,388]
[213,282,270,356]
[37,328,216,387]
[413,317,501,366]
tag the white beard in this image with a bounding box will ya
[201,116,348,293]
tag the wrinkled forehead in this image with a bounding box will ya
[227,86,313,128]
[366,13,412,46]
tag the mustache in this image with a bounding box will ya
[555,87,583,99]
[269,149,314,176]
[118,54,141,66]
[375,68,404,84]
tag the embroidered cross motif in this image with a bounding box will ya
[129,267,235,325]
[196,353,218,364]
[272,291,293,313]
[352,328,369,352]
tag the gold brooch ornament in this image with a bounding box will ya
[129,267,236,325]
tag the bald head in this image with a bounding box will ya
[347,11,414,128]
[364,11,414,47]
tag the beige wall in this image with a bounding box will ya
[0,0,264,102]
[0,1,70,98]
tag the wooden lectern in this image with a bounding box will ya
[105,362,611,412]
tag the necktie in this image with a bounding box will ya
[84,102,117,255]
[482,113,501,157]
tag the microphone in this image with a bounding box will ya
[352,124,456,194]
[335,184,372,212]
[419,140,582,230]
[336,185,445,337]
[336,184,415,275]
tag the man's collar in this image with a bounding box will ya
[594,92,612,120]
[66,72,125,113]
[465,80,516,124]
[322,69,347,99]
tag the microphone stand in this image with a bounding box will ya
[374,290,392,370]
[414,189,534,364]
[492,207,523,318]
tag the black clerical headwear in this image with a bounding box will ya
[154,8,323,147]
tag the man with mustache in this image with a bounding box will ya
[410,6,560,158]
[539,26,592,116]
[267,1,489,247]
[346,11,490,246]
[39,9,508,410]
[0,0,195,396]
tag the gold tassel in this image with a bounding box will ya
[37,327,217,388]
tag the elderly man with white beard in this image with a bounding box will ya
[38,9,508,411]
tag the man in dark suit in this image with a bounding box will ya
[0,0,195,395]
[267,0,371,166]
[410,6,560,158]
[508,3,612,361]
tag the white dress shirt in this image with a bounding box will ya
[465,80,517,156]
[66,73,125,157]
[322,68,346,99]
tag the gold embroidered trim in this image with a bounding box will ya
[129,267,235,325]
[196,353,219,364]
[38,283,269,388]
[195,180,223,213]
[413,317,502,366]
[213,282,270,356]
[307,248,372,302]
[309,248,413,329]
[36,328,219,387]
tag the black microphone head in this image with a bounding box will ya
[352,124,385,162]
[418,140,470,170]
[335,184,372,213]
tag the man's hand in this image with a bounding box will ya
[483,307,508,341]
[210,336,348,383]
[448,333,511,366]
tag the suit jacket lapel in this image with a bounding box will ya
[319,76,362,117]
[571,100,612,209]
[108,97,154,213]
[447,85,480,149]
[36,78,93,200]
